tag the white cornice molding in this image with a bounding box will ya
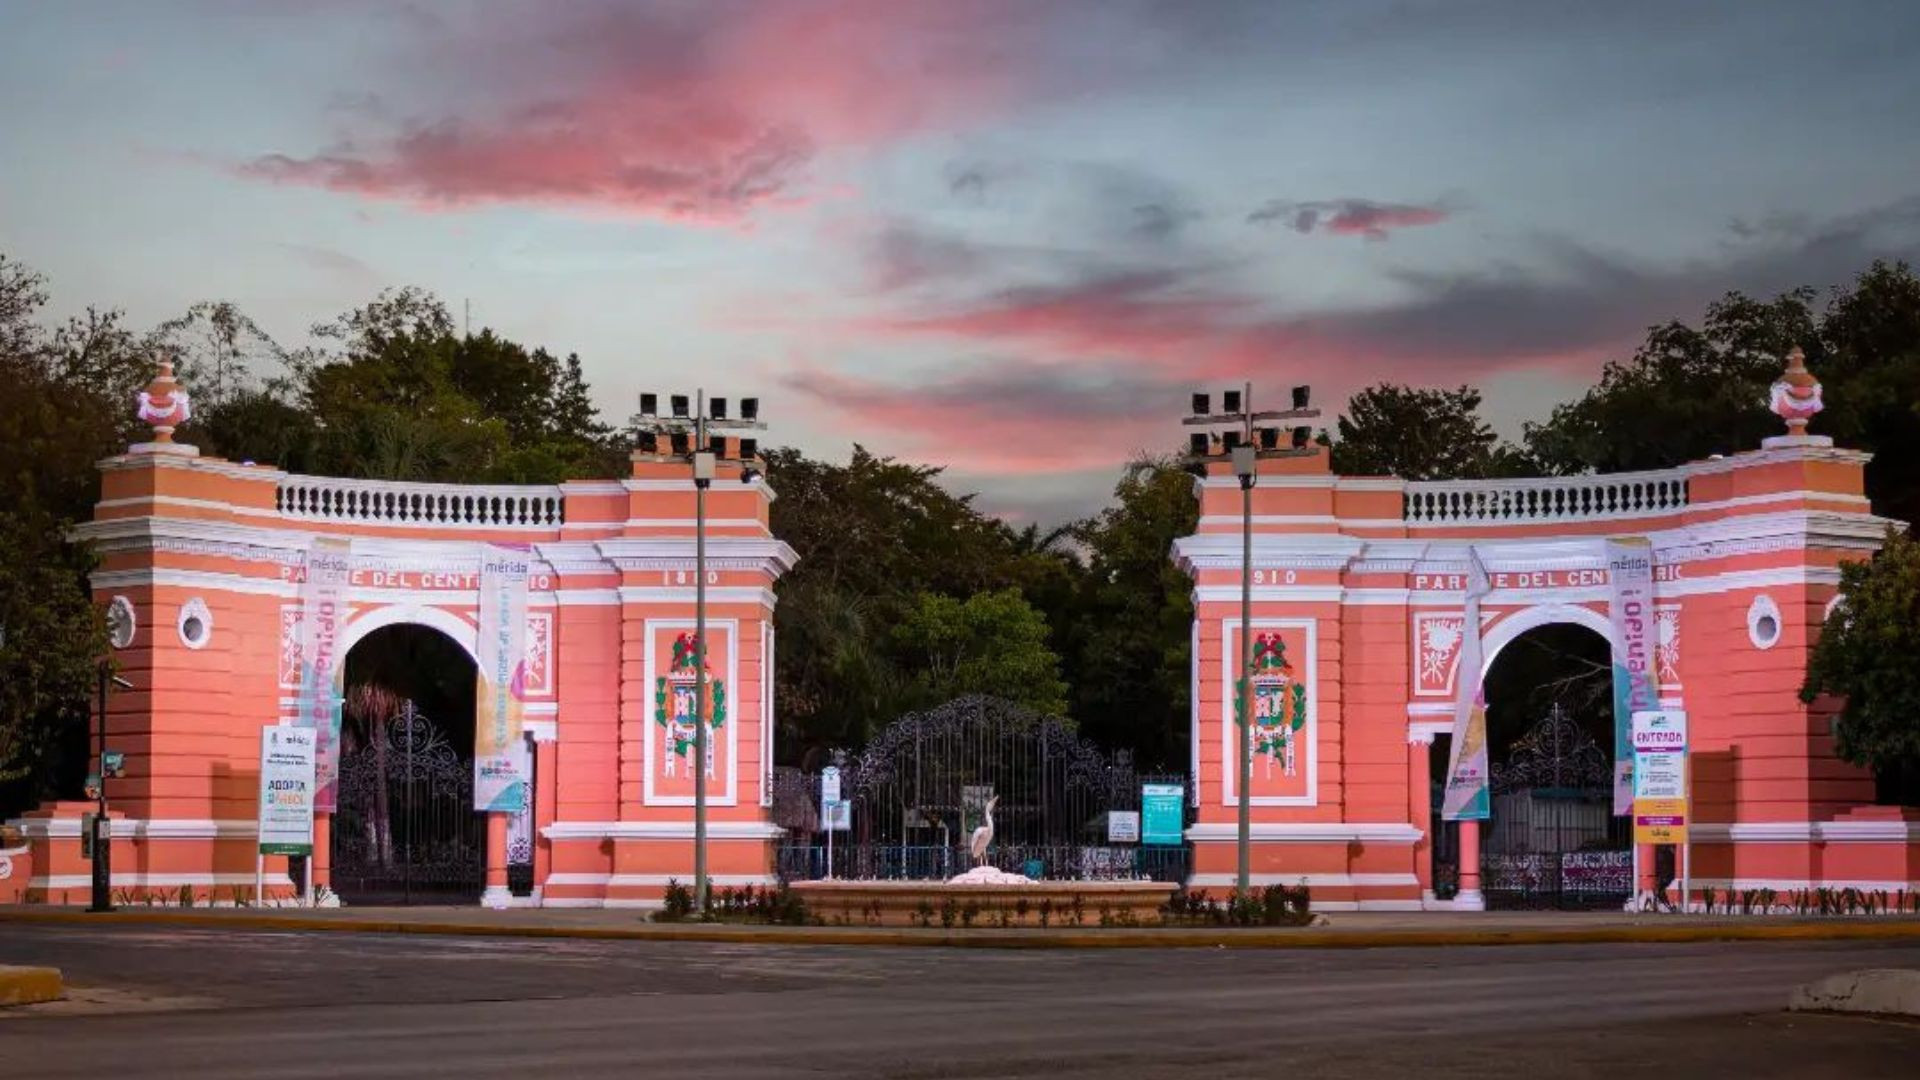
[542,820,785,841]
[1185,822,1422,843]
[1691,820,1920,844]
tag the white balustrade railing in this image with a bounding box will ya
[276,475,566,528]
[1403,468,1689,525]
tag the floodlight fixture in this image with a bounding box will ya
[1188,432,1211,456]
[1191,393,1210,416]
[711,397,728,420]
[671,394,690,418]
[1223,389,1243,415]
[1292,385,1311,410]
[639,393,658,417]
[740,397,759,421]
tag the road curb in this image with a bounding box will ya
[8,907,1920,949]
[0,964,64,1006]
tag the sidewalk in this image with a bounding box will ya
[7,903,1920,949]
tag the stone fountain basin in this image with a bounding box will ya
[790,875,1177,927]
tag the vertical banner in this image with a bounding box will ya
[296,537,351,812]
[1606,538,1658,815]
[258,727,317,856]
[475,544,531,812]
[1442,548,1492,821]
[1631,709,1689,844]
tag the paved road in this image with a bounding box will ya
[3,924,1918,1078]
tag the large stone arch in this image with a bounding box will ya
[341,602,479,664]
[1480,602,1614,678]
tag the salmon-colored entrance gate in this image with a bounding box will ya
[14,364,792,908]
[11,353,1917,913]
[1176,354,1919,910]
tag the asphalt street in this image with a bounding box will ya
[3,924,1918,1078]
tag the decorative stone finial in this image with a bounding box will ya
[1767,346,1823,437]
[135,358,193,446]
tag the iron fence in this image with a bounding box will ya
[774,695,1192,882]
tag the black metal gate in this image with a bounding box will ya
[332,702,486,905]
[1482,705,1631,910]
[774,695,1192,882]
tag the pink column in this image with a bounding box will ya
[482,812,511,908]
[533,738,558,903]
[1457,820,1484,910]
[312,811,331,900]
[1408,734,1433,901]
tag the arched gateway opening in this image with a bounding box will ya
[1434,620,1629,910]
[1482,621,1630,909]
[331,624,486,906]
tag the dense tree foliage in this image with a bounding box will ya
[1802,529,1920,804]
[4,247,1918,816]
[1330,384,1533,480]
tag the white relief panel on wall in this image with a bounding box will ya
[524,611,553,696]
[279,606,302,689]
[1655,604,1682,691]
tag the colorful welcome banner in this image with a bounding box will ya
[1606,537,1658,815]
[474,544,530,813]
[1441,549,1492,821]
[296,537,351,812]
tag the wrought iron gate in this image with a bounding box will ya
[332,702,486,905]
[1482,705,1631,910]
[774,695,1192,883]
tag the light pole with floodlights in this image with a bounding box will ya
[631,390,766,914]
[1182,382,1319,895]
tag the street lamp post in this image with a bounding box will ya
[633,390,766,914]
[1182,382,1319,895]
[88,662,134,913]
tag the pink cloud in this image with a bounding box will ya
[1249,198,1451,241]
[236,1,1058,222]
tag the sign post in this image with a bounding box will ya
[1631,710,1689,909]
[257,727,317,905]
[819,766,850,879]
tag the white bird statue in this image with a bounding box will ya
[968,796,998,866]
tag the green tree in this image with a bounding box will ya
[893,589,1068,717]
[0,254,114,813]
[1330,383,1533,480]
[1801,528,1920,804]
[197,288,622,483]
[1524,262,1920,523]
[1067,456,1197,770]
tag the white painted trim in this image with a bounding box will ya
[342,603,479,662]
[544,873,779,888]
[1186,822,1422,843]
[32,873,260,889]
[542,820,785,841]
[9,818,258,839]
[555,589,621,605]
[524,719,558,743]
[1220,617,1319,808]
[90,568,295,598]
[1186,872,1419,888]
[538,898,664,910]
[642,617,741,808]
[617,586,777,607]
[761,620,775,809]
[1312,899,1429,912]
[1691,821,1920,844]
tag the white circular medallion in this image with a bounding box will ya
[1747,594,1783,651]
[107,595,137,649]
[178,597,214,650]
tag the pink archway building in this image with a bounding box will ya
[1175,358,1916,909]
[8,354,1915,912]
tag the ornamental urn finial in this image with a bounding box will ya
[136,357,193,445]
[1767,346,1823,438]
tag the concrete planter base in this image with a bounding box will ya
[790,880,1179,927]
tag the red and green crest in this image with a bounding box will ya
[655,632,727,757]
[1236,632,1308,772]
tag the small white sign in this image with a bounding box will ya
[1107,811,1141,844]
[821,766,842,807]
[1634,748,1687,800]
[1631,710,1688,753]
[258,726,317,856]
[823,800,851,831]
